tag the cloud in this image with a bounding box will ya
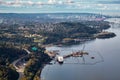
[0,0,119,13]
[48,0,56,4]
[99,1,120,4]
[65,0,75,4]
[0,0,45,7]
[0,0,75,7]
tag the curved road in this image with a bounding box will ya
[12,48,31,80]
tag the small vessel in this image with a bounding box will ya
[57,56,64,64]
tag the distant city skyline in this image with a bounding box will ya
[0,0,120,15]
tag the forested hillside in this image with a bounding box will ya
[0,44,27,80]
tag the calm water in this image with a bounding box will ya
[41,18,120,80]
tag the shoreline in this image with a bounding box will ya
[39,21,117,80]
[39,18,120,80]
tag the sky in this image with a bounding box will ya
[0,0,120,15]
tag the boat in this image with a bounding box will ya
[57,56,64,64]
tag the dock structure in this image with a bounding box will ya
[63,51,88,59]
[46,50,89,64]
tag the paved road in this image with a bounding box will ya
[12,48,31,80]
